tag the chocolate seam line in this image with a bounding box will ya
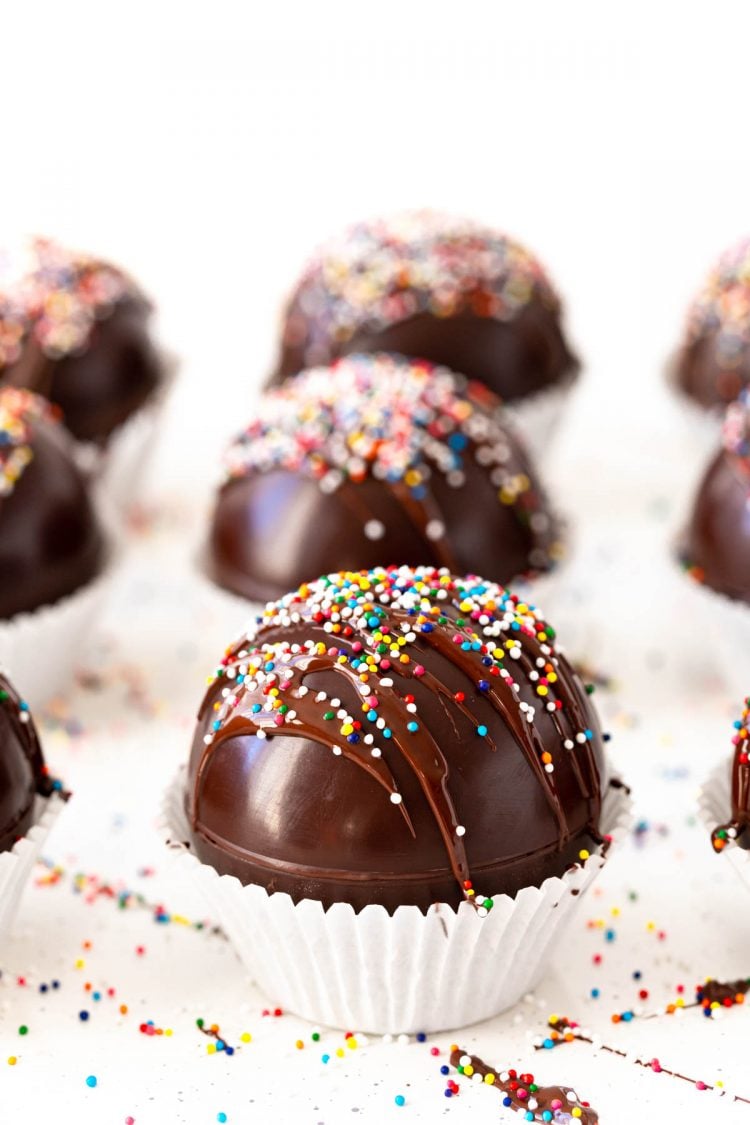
[194,575,602,908]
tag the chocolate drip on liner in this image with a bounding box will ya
[712,754,750,852]
[196,589,602,907]
[449,1045,599,1123]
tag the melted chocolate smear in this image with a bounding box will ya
[450,1046,598,1123]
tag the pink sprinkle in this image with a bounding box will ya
[696,1081,708,1091]
[517,1089,528,1100]
[551,1101,562,1111]
[367,696,378,708]
[352,642,363,653]
[414,665,425,677]
[651,1059,661,1073]
[126,1118,135,1125]
[430,1046,440,1056]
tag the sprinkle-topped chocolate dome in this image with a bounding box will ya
[207,355,562,603]
[675,238,750,408]
[0,388,104,619]
[712,697,750,853]
[681,388,750,602]
[0,238,163,442]
[0,671,54,852]
[186,566,613,913]
[271,212,579,401]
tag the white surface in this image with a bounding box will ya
[3,4,750,1123]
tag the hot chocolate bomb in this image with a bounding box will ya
[0,671,53,853]
[187,566,611,913]
[207,356,562,604]
[271,212,579,403]
[675,238,750,409]
[0,388,104,619]
[0,238,163,443]
[682,388,750,602]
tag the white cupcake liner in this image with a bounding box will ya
[698,758,750,892]
[161,770,631,1034]
[0,548,118,710]
[677,569,750,703]
[505,382,574,471]
[75,353,179,518]
[0,792,66,945]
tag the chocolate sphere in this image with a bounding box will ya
[0,672,51,852]
[0,238,164,442]
[271,212,579,402]
[681,389,750,601]
[674,238,750,409]
[712,696,750,853]
[0,389,104,619]
[186,566,612,913]
[206,356,562,604]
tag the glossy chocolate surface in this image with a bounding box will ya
[682,449,750,601]
[186,567,610,913]
[207,356,562,604]
[0,390,104,619]
[2,296,163,443]
[0,672,49,852]
[276,305,577,403]
[712,697,750,853]
[0,239,163,443]
[270,212,579,402]
[674,237,750,409]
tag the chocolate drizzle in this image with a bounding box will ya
[449,1045,598,1123]
[0,672,55,852]
[711,697,750,852]
[187,567,609,912]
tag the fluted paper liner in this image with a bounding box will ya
[678,571,750,703]
[698,759,750,892]
[0,793,65,945]
[0,549,118,710]
[76,353,178,517]
[162,770,630,1034]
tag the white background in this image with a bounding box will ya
[3,4,750,1123]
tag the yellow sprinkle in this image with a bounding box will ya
[74,959,85,970]
[572,1110,582,1120]
[207,1043,216,1054]
[165,1029,173,1037]
[484,1072,495,1085]
[7,1056,17,1066]
[646,922,656,932]
[240,1033,252,1044]
[336,1047,345,1058]
[579,849,590,861]
[347,1037,357,1050]
[464,1064,474,1077]
[295,1039,304,1050]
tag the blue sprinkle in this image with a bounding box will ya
[622,1010,633,1022]
[407,722,419,733]
[251,703,261,713]
[477,725,488,737]
[225,1047,234,1056]
[421,623,433,633]
[322,1053,331,1063]
[503,1096,512,1107]
[347,734,360,744]
[591,988,600,998]
[383,729,392,739]
[212,720,221,731]
[367,710,377,721]
[461,641,471,651]
[605,929,616,942]
[85,1075,97,1088]
[478,680,490,692]
[39,984,48,994]
[367,616,380,628]
[79,1011,89,1022]
[632,971,641,980]
[448,433,468,451]
[440,1065,449,1075]
[394,1095,406,1107]
[543,1037,555,1049]
[264,661,275,672]
[585,728,593,740]
[92,992,101,1002]
[416,1032,426,1042]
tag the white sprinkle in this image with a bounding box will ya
[256,729,267,740]
[390,793,402,805]
[425,519,445,541]
[364,519,386,541]
[371,747,382,758]
[455,825,466,837]
[564,739,574,750]
[332,746,342,756]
